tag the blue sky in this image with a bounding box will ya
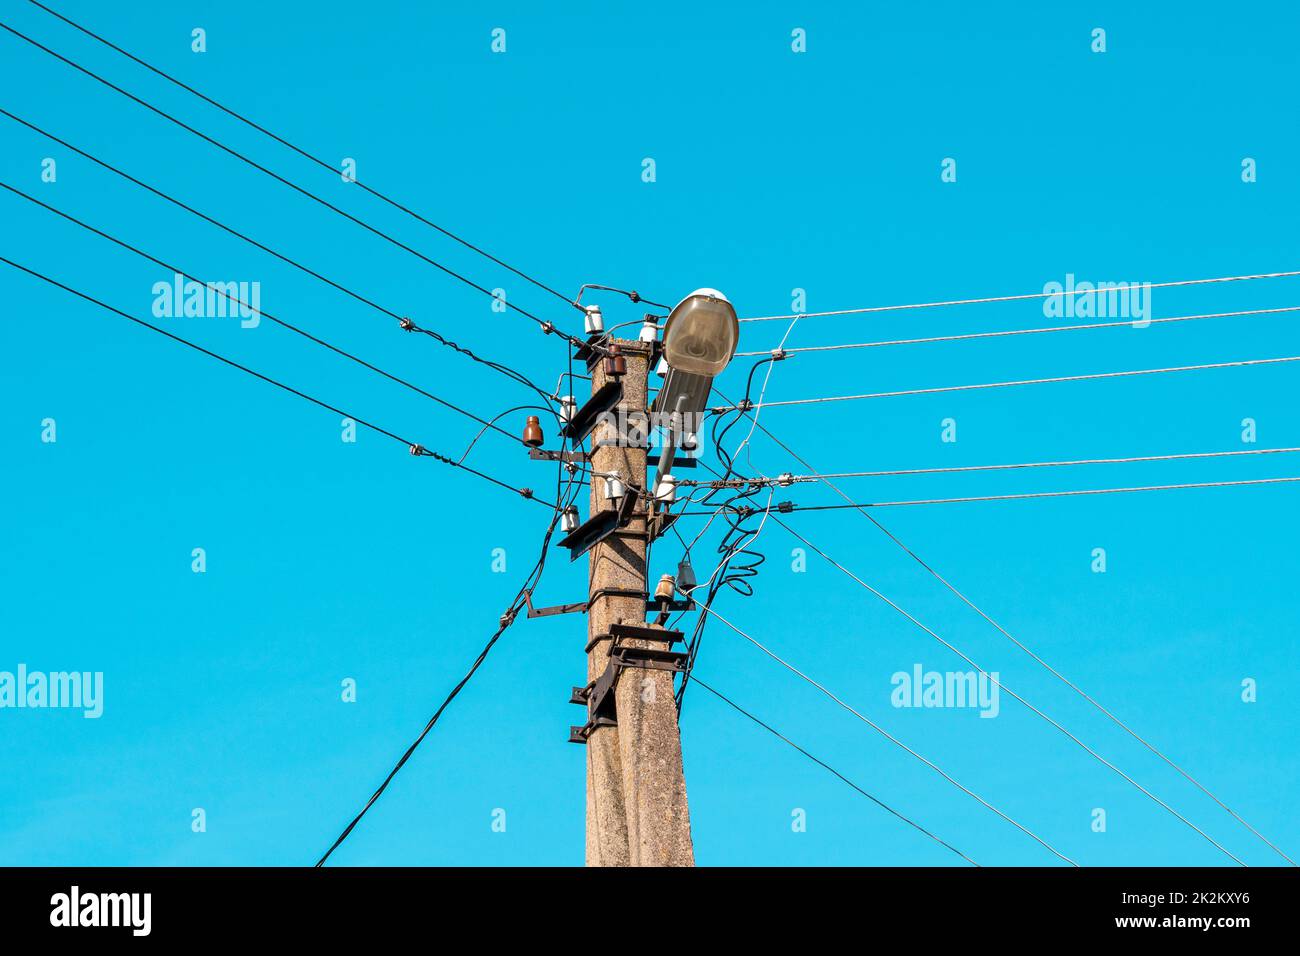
[1,1,1296,867]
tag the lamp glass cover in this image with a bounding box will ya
[662,290,738,377]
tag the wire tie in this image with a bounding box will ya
[399,316,415,331]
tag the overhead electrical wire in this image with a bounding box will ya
[1,255,553,507]
[692,603,1078,865]
[739,269,1300,322]
[736,304,1300,357]
[720,355,1300,411]
[17,1,1286,864]
[681,446,1300,488]
[0,180,533,444]
[316,423,587,865]
[0,108,554,405]
[23,0,582,315]
[672,357,786,712]
[574,283,671,311]
[683,383,1285,866]
[726,398,1295,865]
[0,20,589,350]
[701,477,1300,512]
[689,676,979,866]
[768,516,1247,865]
[684,431,1252,863]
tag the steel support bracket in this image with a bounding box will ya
[529,447,591,464]
[562,380,622,443]
[608,622,684,645]
[558,493,641,560]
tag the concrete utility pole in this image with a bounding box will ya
[581,335,694,867]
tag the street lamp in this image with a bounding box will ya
[650,288,739,494]
[651,288,739,424]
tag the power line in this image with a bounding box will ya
[692,602,1079,865]
[692,476,1300,513]
[0,108,554,403]
[688,676,979,866]
[680,446,1300,488]
[0,20,588,350]
[769,516,1246,865]
[725,396,1295,865]
[1,255,551,506]
[316,549,543,866]
[24,0,582,314]
[316,421,588,865]
[739,269,1300,322]
[0,179,526,445]
[736,305,1300,357]
[723,355,1300,410]
[688,414,1260,864]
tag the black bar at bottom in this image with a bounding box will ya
[0,866,1292,942]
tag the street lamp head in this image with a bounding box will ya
[661,288,739,377]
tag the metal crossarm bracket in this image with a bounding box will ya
[647,511,680,543]
[562,380,622,443]
[569,624,687,743]
[528,447,591,463]
[608,622,684,645]
[569,716,615,744]
[610,645,689,674]
[558,493,641,560]
[530,587,660,624]
[523,590,586,619]
[645,594,692,613]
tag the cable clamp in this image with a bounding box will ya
[771,347,788,360]
[777,500,794,514]
[519,487,534,500]
[409,443,427,456]
[399,316,415,331]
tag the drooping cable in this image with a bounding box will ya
[1,255,552,507]
[316,424,582,865]
[0,179,531,443]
